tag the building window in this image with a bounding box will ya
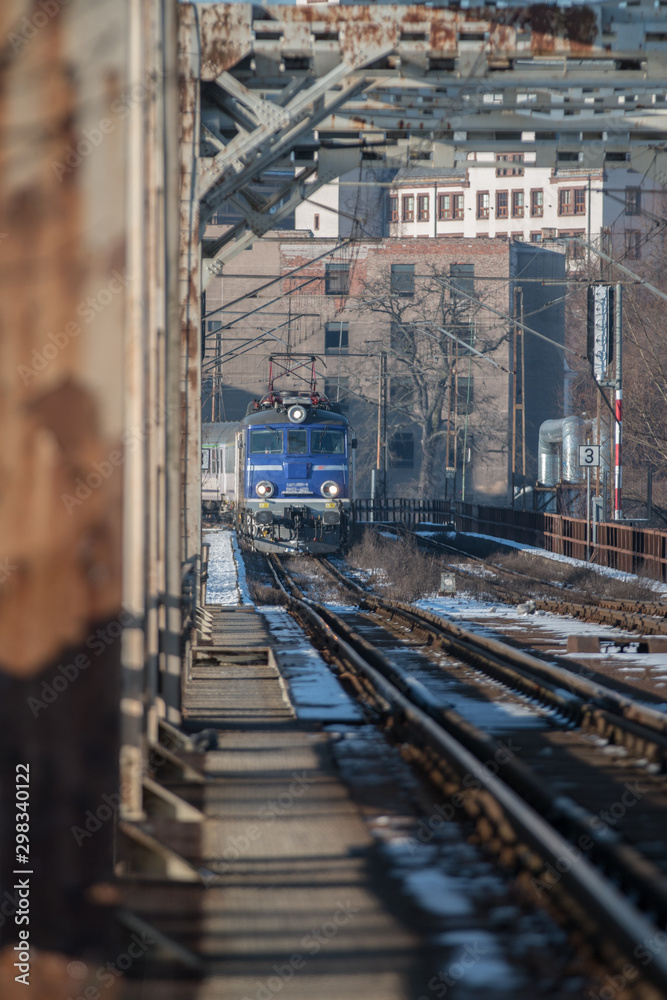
[391,263,415,297]
[558,187,586,216]
[530,189,544,217]
[625,187,641,216]
[511,232,524,241]
[477,192,490,219]
[325,263,350,296]
[313,214,320,231]
[418,194,430,222]
[389,432,414,469]
[441,193,465,220]
[389,196,398,222]
[438,193,452,220]
[496,153,524,177]
[625,230,641,260]
[324,321,349,352]
[402,195,414,222]
[530,231,543,242]
[450,263,474,316]
[496,191,508,219]
[511,191,525,218]
[558,189,572,215]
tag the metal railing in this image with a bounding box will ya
[353,498,667,584]
[353,498,453,529]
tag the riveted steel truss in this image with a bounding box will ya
[183,1,667,270]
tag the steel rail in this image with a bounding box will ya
[319,555,667,745]
[267,553,667,995]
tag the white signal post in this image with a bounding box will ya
[579,445,601,560]
[613,286,623,521]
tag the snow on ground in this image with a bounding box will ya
[418,593,667,700]
[260,607,364,723]
[204,528,252,604]
[452,531,667,594]
[203,529,362,721]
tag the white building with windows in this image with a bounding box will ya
[387,155,665,264]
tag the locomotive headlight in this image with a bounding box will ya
[256,481,275,498]
[321,481,340,497]
[288,404,307,424]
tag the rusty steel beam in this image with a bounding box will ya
[0,0,127,980]
[1,0,184,985]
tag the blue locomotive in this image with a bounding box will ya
[235,355,355,554]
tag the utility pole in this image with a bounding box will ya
[511,287,526,509]
[374,351,387,500]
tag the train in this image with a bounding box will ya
[202,356,355,554]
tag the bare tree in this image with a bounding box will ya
[352,265,508,494]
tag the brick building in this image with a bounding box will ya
[204,234,565,502]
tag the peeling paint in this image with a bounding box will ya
[185,2,608,82]
[0,0,125,677]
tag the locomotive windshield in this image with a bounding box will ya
[312,429,345,455]
[287,429,308,454]
[250,428,282,454]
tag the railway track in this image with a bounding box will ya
[374,523,667,636]
[266,552,667,998]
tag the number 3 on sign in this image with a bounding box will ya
[578,445,601,467]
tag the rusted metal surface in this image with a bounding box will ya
[187,1,667,271]
[0,4,125,677]
[0,0,130,987]
[197,3,254,79]
[193,2,611,81]
[1,0,183,987]
[179,4,204,575]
